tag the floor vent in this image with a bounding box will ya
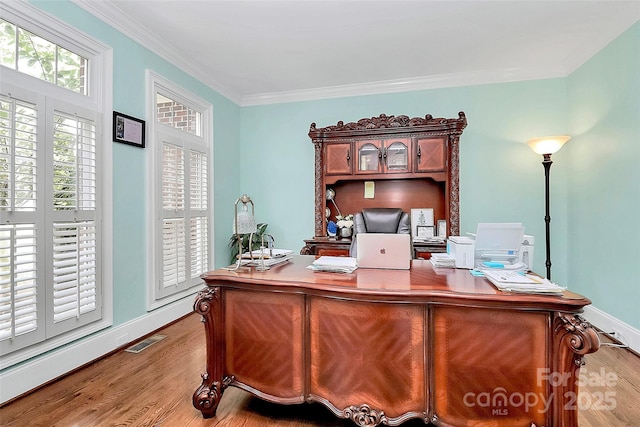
[124,334,167,354]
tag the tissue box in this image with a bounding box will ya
[447,236,475,269]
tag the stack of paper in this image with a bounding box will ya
[241,248,293,259]
[429,253,455,268]
[414,237,445,244]
[483,270,565,294]
[307,256,358,273]
[239,248,293,267]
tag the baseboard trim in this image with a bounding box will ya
[582,305,640,354]
[0,297,193,405]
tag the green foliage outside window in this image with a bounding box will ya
[0,18,87,94]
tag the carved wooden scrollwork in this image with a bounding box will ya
[313,141,324,237]
[309,112,466,133]
[550,312,600,426]
[555,312,600,357]
[193,373,220,413]
[193,287,218,319]
[192,374,234,418]
[448,133,461,237]
[343,404,388,427]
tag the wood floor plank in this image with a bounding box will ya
[1,313,638,426]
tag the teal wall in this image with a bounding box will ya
[31,1,242,324]
[31,2,639,335]
[240,80,570,284]
[567,23,640,329]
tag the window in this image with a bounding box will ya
[0,87,102,354]
[0,18,88,95]
[156,94,201,136]
[0,2,111,367]
[147,72,212,308]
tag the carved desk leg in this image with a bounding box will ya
[551,312,601,426]
[193,287,228,418]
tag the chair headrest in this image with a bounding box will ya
[361,208,404,234]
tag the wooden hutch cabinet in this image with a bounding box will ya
[301,112,467,258]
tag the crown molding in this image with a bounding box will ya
[70,0,639,108]
[68,0,566,108]
[239,67,567,106]
[561,14,640,76]
[71,0,242,105]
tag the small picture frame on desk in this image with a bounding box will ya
[411,208,434,240]
[437,220,447,239]
[417,225,435,239]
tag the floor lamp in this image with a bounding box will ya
[527,136,570,280]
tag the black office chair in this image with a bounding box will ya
[349,208,411,257]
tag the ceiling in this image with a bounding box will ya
[73,1,640,106]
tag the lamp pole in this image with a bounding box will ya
[542,154,553,280]
[527,135,570,282]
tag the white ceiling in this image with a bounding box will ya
[73,1,640,106]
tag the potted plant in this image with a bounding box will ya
[228,223,269,264]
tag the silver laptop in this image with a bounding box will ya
[356,233,411,270]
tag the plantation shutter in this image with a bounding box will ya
[0,4,109,362]
[158,137,208,299]
[0,93,45,350]
[161,142,186,290]
[46,109,101,338]
[0,224,39,341]
[189,150,208,279]
[52,221,96,322]
[1,96,102,350]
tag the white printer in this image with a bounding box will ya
[448,223,535,270]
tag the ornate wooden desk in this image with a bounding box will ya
[193,256,599,427]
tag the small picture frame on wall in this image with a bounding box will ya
[417,225,435,239]
[437,220,447,239]
[113,111,145,148]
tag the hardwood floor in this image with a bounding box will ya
[2,313,638,426]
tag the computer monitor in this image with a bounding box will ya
[474,223,524,265]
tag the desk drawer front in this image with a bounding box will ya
[225,290,305,399]
[309,297,426,420]
[433,306,548,426]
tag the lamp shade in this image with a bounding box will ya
[233,194,257,234]
[235,209,257,234]
[527,136,571,155]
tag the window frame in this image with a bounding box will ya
[146,70,213,310]
[0,1,113,370]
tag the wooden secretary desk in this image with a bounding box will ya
[300,112,467,258]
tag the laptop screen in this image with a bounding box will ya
[356,233,411,270]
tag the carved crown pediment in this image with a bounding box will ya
[309,112,466,139]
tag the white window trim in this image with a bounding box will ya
[1,1,107,111]
[145,70,213,311]
[0,1,113,370]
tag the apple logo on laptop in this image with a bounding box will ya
[380,248,386,254]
